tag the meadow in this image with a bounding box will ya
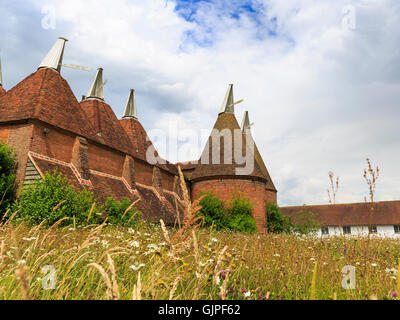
[0,216,399,300]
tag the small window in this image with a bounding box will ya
[321,227,329,235]
[369,225,377,234]
[394,225,400,234]
[343,226,351,234]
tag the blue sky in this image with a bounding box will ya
[1,0,400,206]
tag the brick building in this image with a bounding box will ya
[0,37,276,231]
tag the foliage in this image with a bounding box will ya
[291,206,322,235]
[103,197,142,227]
[0,143,17,216]
[265,202,292,233]
[13,170,101,226]
[198,192,257,234]
[226,193,257,234]
[198,192,227,230]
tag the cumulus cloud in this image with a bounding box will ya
[1,0,399,206]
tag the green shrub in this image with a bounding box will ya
[13,170,101,226]
[198,192,227,229]
[103,197,142,227]
[0,143,18,216]
[226,193,257,234]
[265,202,292,233]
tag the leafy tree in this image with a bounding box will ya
[265,202,292,233]
[0,143,17,216]
[291,206,321,235]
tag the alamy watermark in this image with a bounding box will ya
[342,5,356,31]
[41,5,56,30]
[146,121,255,176]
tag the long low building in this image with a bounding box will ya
[281,201,400,237]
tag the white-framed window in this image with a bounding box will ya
[321,226,329,235]
[343,226,351,234]
[394,225,400,234]
[369,225,377,234]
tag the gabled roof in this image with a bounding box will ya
[281,201,400,226]
[190,112,266,181]
[0,68,96,137]
[80,98,133,154]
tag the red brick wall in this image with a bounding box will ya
[87,142,124,177]
[30,123,75,163]
[266,189,277,204]
[160,170,174,191]
[191,178,267,232]
[134,159,154,185]
[1,123,34,186]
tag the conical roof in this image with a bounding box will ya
[241,111,276,191]
[0,68,96,137]
[190,112,266,181]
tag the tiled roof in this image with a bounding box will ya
[281,201,400,226]
[0,87,5,97]
[119,118,178,175]
[0,68,96,137]
[191,113,267,181]
[80,98,133,154]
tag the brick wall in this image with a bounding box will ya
[30,123,75,163]
[1,123,34,186]
[191,178,267,232]
[87,142,125,177]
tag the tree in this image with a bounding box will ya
[265,202,292,233]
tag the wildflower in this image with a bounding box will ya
[129,241,140,248]
[101,240,109,248]
[392,291,398,298]
[195,272,201,279]
[244,291,251,298]
[17,260,26,265]
[273,254,280,257]
[215,277,221,285]
[371,263,378,267]
[129,264,145,271]
[128,228,135,234]
[385,268,397,275]
[211,238,218,242]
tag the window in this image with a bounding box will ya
[321,227,329,235]
[343,226,351,234]
[369,225,377,234]
[394,225,400,234]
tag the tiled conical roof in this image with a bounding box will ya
[190,112,266,181]
[0,68,95,137]
[120,116,178,175]
[80,98,133,154]
[241,111,276,191]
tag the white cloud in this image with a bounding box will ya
[3,0,400,205]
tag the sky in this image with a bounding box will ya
[0,0,399,206]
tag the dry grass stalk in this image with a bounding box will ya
[213,246,228,285]
[396,258,400,295]
[87,202,96,222]
[121,199,140,220]
[177,166,191,222]
[87,262,118,300]
[169,276,180,300]
[310,261,318,300]
[327,171,339,204]
[15,264,30,300]
[52,200,66,212]
[132,272,142,300]
[106,253,120,300]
